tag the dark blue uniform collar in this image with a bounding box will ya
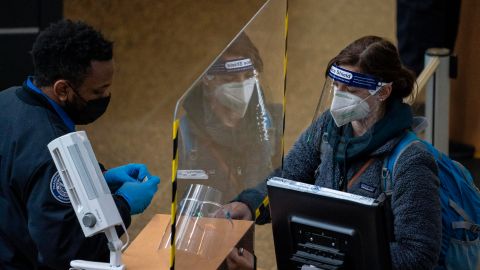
[26,77,75,132]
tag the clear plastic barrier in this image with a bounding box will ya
[174,0,284,209]
[166,0,286,267]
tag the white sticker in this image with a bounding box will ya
[177,170,209,180]
[331,65,353,80]
[50,171,70,204]
[267,177,375,206]
[224,58,253,70]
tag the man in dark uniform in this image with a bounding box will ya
[0,20,160,270]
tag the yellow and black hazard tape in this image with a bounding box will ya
[255,196,270,220]
[171,0,289,265]
[281,0,288,171]
[170,119,179,270]
[255,0,288,223]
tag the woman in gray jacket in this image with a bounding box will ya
[225,36,442,270]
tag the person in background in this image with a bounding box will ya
[396,0,461,77]
[0,20,160,270]
[177,32,280,201]
[177,32,282,270]
[224,36,442,269]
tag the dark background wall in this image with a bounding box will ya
[0,0,62,89]
[450,0,480,156]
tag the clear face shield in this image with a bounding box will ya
[313,64,390,136]
[159,184,226,258]
[176,54,279,200]
[203,58,259,127]
[165,0,285,267]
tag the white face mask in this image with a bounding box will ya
[214,77,256,118]
[330,88,370,127]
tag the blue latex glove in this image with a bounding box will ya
[104,163,152,192]
[115,176,160,215]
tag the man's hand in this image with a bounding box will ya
[104,163,151,192]
[226,247,254,270]
[216,202,253,220]
[116,176,160,215]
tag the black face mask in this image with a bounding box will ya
[64,88,111,125]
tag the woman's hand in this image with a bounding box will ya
[216,202,253,220]
[226,247,254,270]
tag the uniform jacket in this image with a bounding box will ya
[0,83,131,270]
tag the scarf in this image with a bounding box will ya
[327,98,413,190]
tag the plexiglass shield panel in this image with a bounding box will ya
[167,0,286,268]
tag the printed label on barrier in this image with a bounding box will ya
[177,170,209,180]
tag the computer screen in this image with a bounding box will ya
[267,177,392,270]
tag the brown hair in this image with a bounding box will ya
[223,32,263,72]
[326,36,415,100]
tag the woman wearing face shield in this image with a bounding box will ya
[227,36,442,269]
[175,33,285,270]
[177,32,279,205]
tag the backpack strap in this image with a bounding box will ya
[449,199,480,234]
[382,131,420,192]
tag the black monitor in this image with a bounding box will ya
[267,177,392,270]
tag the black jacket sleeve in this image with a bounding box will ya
[25,160,131,270]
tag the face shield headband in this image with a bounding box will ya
[204,57,259,122]
[328,64,388,95]
[207,58,255,75]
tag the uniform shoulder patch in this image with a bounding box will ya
[50,171,70,204]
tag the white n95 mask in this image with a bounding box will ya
[330,89,370,127]
[214,77,256,118]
